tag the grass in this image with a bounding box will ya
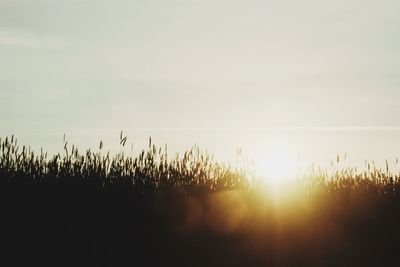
[0,135,251,192]
[2,134,400,195]
[1,134,400,267]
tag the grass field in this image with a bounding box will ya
[1,135,400,266]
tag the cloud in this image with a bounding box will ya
[0,28,66,49]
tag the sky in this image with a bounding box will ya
[1,0,400,169]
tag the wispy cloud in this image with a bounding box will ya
[0,28,66,49]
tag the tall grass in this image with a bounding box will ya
[2,135,400,267]
[0,135,250,193]
[1,135,400,197]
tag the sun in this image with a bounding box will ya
[254,141,300,189]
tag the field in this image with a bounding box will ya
[1,135,400,266]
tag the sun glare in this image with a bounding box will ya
[254,141,300,190]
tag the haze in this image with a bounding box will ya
[1,0,399,168]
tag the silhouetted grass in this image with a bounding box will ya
[1,135,400,267]
[0,135,250,193]
[2,135,400,195]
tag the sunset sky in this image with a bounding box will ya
[1,0,400,168]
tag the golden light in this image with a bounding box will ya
[254,141,300,193]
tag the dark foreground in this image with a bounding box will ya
[2,183,400,267]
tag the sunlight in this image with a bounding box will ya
[254,141,300,192]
